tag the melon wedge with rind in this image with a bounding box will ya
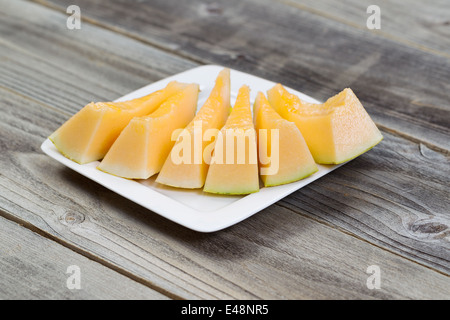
[254,92,318,187]
[97,83,199,179]
[156,68,231,189]
[267,84,383,164]
[203,85,259,195]
[49,81,188,164]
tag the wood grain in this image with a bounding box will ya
[282,0,450,56]
[279,135,450,273]
[0,0,448,299]
[0,215,168,299]
[5,0,448,273]
[0,0,197,114]
[33,0,450,152]
[0,84,449,299]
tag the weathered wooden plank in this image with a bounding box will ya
[279,136,450,273]
[0,215,169,299]
[12,0,450,273]
[0,0,198,114]
[33,0,450,152]
[1,0,448,299]
[1,0,449,276]
[283,0,450,56]
[0,89,227,299]
[1,85,449,299]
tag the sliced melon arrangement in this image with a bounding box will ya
[254,92,318,187]
[49,81,187,164]
[204,85,259,195]
[49,67,383,195]
[97,83,199,179]
[267,84,383,164]
[156,68,231,189]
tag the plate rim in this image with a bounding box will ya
[41,64,345,232]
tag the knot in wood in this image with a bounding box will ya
[410,218,449,239]
[60,210,85,226]
[205,3,223,15]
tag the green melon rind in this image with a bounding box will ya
[203,186,260,195]
[317,135,383,165]
[156,177,205,189]
[262,165,319,188]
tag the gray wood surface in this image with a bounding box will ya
[0,215,168,299]
[35,0,450,153]
[0,0,197,112]
[0,0,449,300]
[0,87,447,298]
[284,0,450,56]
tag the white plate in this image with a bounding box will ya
[41,65,345,232]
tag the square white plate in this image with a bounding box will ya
[41,65,345,232]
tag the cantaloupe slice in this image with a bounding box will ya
[49,81,187,164]
[97,83,199,179]
[156,68,231,189]
[267,84,383,164]
[254,92,318,187]
[203,85,259,195]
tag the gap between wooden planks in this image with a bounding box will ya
[28,0,450,154]
[0,46,448,299]
[0,0,448,299]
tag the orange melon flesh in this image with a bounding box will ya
[267,84,383,164]
[97,83,199,179]
[203,85,259,195]
[156,68,231,189]
[253,92,318,187]
[49,81,187,164]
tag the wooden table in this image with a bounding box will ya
[1,0,449,300]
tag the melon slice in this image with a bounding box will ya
[203,85,259,195]
[267,84,383,164]
[156,68,231,189]
[253,92,318,187]
[97,83,199,179]
[49,81,187,164]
